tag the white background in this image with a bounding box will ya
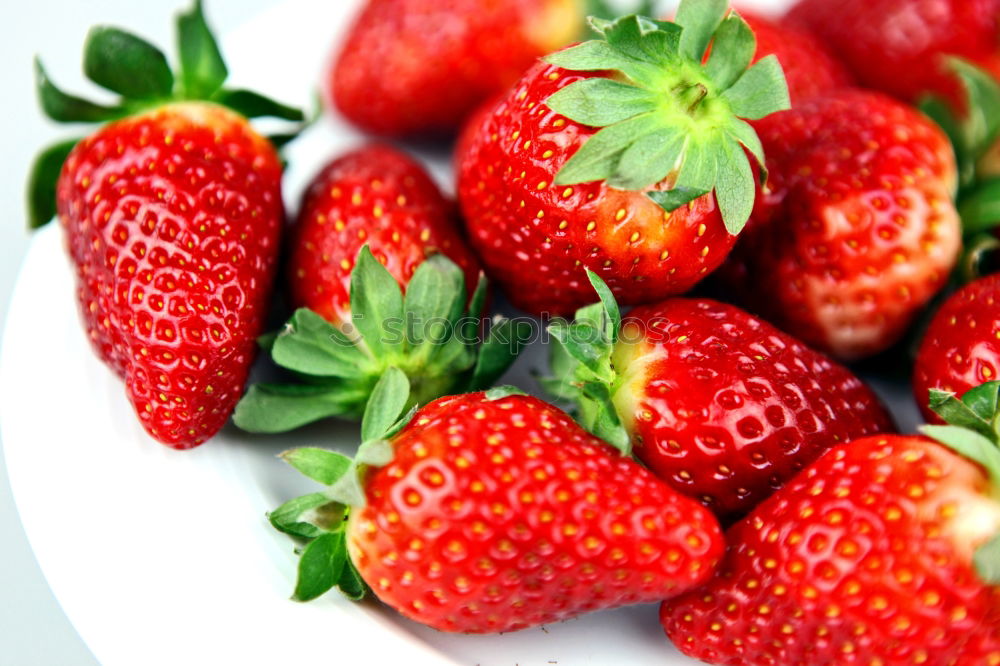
[0,3,277,663]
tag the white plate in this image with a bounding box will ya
[1,1,921,664]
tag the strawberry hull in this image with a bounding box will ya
[57,103,283,448]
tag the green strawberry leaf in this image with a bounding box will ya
[647,187,709,212]
[292,531,347,602]
[233,382,369,433]
[280,448,354,486]
[545,40,651,80]
[727,118,767,178]
[921,425,1000,487]
[721,55,790,120]
[962,382,1000,423]
[959,178,1000,235]
[704,13,756,90]
[384,406,418,441]
[467,273,489,320]
[579,381,632,454]
[548,320,614,381]
[466,319,532,391]
[485,386,528,400]
[975,534,1000,585]
[356,438,395,467]
[714,137,755,235]
[612,127,686,190]
[34,59,124,124]
[586,270,622,343]
[950,57,1000,160]
[403,254,467,351]
[547,78,659,127]
[213,89,305,121]
[337,560,369,601]
[360,367,410,443]
[675,0,727,61]
[83,26,174,100]
[928,388,995,439]
[27,138,79,230]
[555,112,665,186]
[271,309,372,378]
[269,493,345,539]
[176,0,227,98]
[350,246,405,359]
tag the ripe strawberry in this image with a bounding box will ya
[330,0,584,137]
[914,274,1000,424]
[718,90,962,361]
[29,3,304,449]
[269,376,725,633]
[543,272,893,522]
[661,382,1000,665]
[288,145,481,327]
[456,4,791,316]
[785,0,1000,112]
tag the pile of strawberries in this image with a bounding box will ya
[28,0,1000,663]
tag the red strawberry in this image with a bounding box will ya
[329,0,584,137]
[30,3,303,449]
[288,145,481,327]
[234,146,528,436]
[785,0,1000,188]
[269,378,725,633]
[785,0,1000,111]
[543,273,893,522]
[718,90,962,361]
[915,274,1000,423]
[456,4,791,316]
[661,389,1000,666]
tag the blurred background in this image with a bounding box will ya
[0,3,277,663]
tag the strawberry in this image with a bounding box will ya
[28,2,304,449]
[717,90,962,361]
[915,274,1000,424]
[659,383,1000,665]
[785,0,1000,191]
[287,145,481,327]
[542,272,893,522]
[268,376,725,633]
[785,0,1000,113]
[329,0,585,137]
[456,3,791,316]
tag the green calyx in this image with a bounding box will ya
[921,381,1000,585]
[921,57,1000,192]
[540,271,632,455]
[269,368,413,602]
[920,58,1000,281]
[28,0,306,229]
[234,246,530,435]
[543,1,790,235]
